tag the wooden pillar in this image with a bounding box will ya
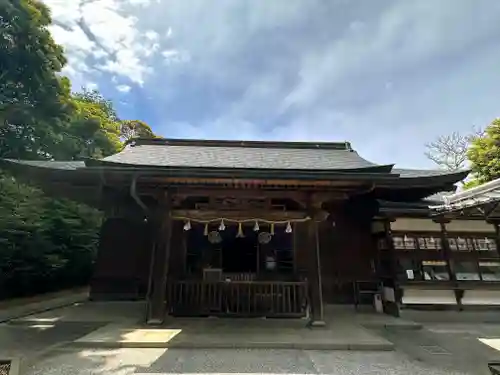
[382,218,400,317]
[147,193,173,325]
[436,219,460,308]
[491,221,500,258]
[437,220,456,281]
[306,196,326,327]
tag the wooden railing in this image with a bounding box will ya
[166,280,308,318]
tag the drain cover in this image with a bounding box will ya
[0,358,19,375]
[420,345,451,355]
[0,361,11,375]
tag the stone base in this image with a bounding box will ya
[146,318,163,326]
[308,320,326,328]
[72,319,394,351]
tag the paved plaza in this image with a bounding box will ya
[23,347,482,375]
[1,299,500,374]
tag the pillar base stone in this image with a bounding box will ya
[308,320,326,328]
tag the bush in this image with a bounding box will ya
[0,171,102,299]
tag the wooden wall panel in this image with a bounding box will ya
[168,221,186,279]
[319,204,377,304]
[294,222,309,278]
[90,217,149,300]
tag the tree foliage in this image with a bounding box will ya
[52,89,123,160]
[425,127,484,171]
[120,120,155,141]
[468,118,500,184]
[0,173,102,298]
[0,0,73,160]
[0,0,156,299]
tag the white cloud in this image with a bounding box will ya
[116,84,132,93]
[44,0,165,86]
[161,49,190,64]
[44,0,500,168]
[283,1,500,111]
[86,82,99,91]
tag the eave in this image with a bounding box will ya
[430,177,500,219]
[84,158,397,179]
[377,170,469,189]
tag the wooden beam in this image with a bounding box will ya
[170,209,310,221]
[146,176,366,188]
[172,188,310,200]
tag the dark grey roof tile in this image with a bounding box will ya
[2,159,85,170]
[393,168,468,178]
[102,144,382,170]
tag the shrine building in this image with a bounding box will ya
[3,138,500,324]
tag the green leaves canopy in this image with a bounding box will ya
[468,118,500,184]
[0,1,156,299]
[0,0,73,160]
[52,89,123,160]
[0,173,102,298]
[121,120,155,141]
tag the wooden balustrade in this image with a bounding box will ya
[166,280,308,317]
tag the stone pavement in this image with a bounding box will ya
[71,316,394,350]
[5,299,500,374]
[25,348,475,375]
[0,300,146,372]
[12,302,397,351]
[378,322,500,375]
[0,288,89,323]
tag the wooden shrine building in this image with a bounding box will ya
[3,138,500,324]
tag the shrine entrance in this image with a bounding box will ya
[221,234,257,273]
[166,218,308,318]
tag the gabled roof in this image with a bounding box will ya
[93,138,393,172]
[0,138,469,189]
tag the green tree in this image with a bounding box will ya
[120,120,155,141]
[52,89,123,160]
[0,173,102,298]
[468,118,500,184]
[0,0,73,160]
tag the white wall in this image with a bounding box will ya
[391,218,441,232]
[446,220,496,233]
[389,218,496,233]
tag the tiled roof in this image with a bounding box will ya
[422,192,451,203]
[101,142,386,171]
[2,159,85,170]
[430,178,500,214]
[392,168,468,179]
[0,140,469,181]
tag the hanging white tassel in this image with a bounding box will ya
[285,221,292,233]
[253,221,260,231]
[219,219,226,231]
[236,222,245,238]
[270,223,275,235]
[203,223,208,236]
[183,220,191,231]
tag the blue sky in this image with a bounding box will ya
[45,0,500,169]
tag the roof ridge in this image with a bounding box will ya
[128,137,352,151]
